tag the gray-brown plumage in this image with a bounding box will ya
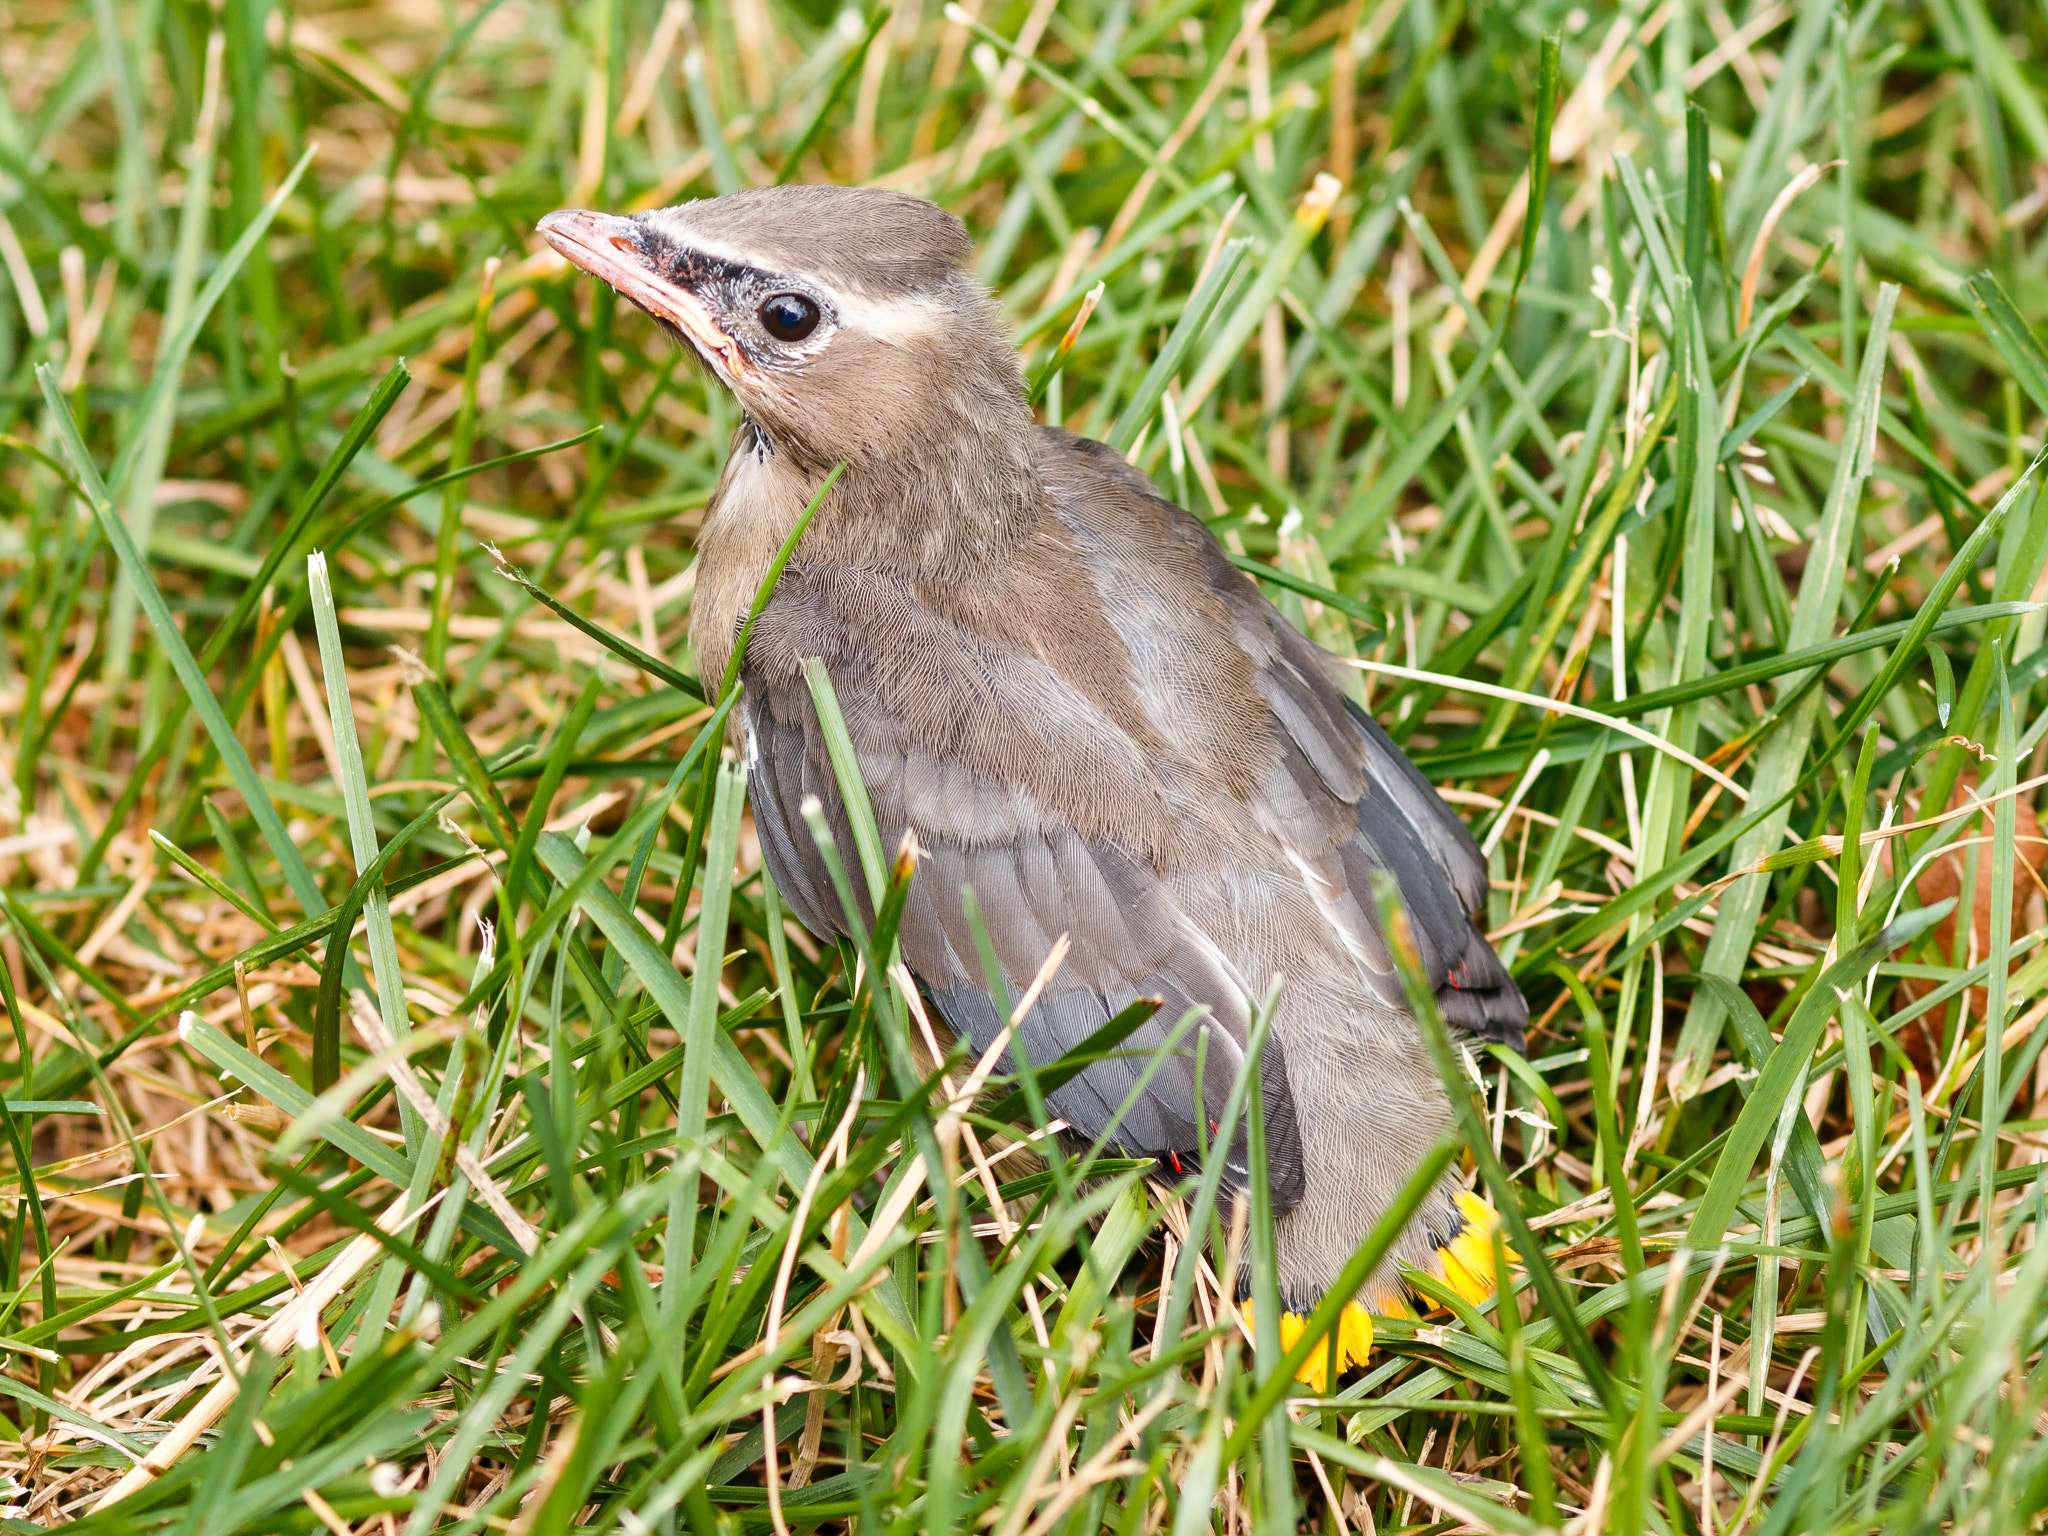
[539,186,1526,1330]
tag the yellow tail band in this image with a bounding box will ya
[1238,1299,1384,1394]
[1439,1188,1514,1306]
[1244,1191,1517,1386]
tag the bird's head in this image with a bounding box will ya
[539,186,1031,477]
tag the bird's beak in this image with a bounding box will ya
[537,208,749,382]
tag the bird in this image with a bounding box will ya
[538,185,1527,1384]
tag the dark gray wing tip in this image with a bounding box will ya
[1338,700,1529,1053]
[1438,922,1528,1051]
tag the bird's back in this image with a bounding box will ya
[731,423,1522,1302]
[1034,429,1523,1038]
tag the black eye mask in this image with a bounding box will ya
[658,249,830,360]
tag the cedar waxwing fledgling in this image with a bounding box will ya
[539,186,1528,1382]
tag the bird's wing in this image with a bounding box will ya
[1043,430,1528,1052]
[738,576,1305,1210]
[1215,522,1527,1051]
[1344,698,1527,1046]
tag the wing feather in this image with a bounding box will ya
[1241,599,1528,1050]
[742,682,1306,1210]
[1054,435,1529,1053]
[734,431,1517,1231]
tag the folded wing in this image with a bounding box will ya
[740,642,1306,1211]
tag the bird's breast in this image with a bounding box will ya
[689,437,821,688]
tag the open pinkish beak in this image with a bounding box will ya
[537,208,750,383]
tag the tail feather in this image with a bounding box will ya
[1241,1300,1381,1393]
[1244,1191,1517,1386]
[1438,1189,1514,1306]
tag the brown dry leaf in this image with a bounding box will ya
[1884,775,2048,1072]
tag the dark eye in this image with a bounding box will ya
[759,293,819,342]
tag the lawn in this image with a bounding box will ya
[2,0,2047,1530]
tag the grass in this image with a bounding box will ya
[2,0,2048,1529]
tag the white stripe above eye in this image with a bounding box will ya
[634,219,771,273]
[827,290,945,345]
[638,214,943,345]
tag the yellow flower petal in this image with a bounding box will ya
[1440,1238,1495,1304]
[1236,1204,1519,1387]
[1277,1308,1307,1353]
